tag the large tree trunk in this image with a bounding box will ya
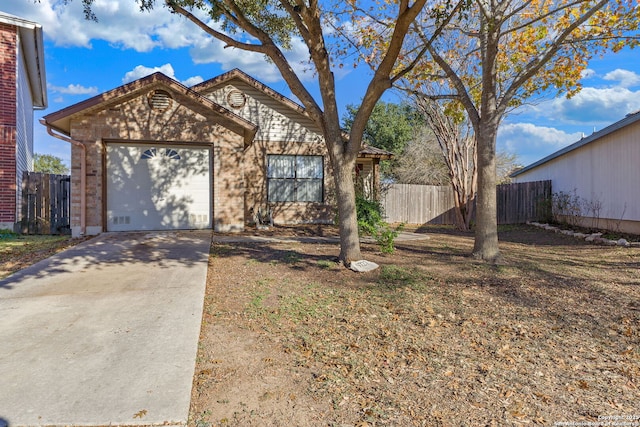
[472,121,501,263]
[333,155,362,264]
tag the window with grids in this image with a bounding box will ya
[267,155,324,202]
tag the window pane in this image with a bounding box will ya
[267,155,295,178]
[296,179,323,202]
[268,179,295,202]
[296,156,323,178]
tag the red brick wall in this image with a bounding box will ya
[0,23,17,224]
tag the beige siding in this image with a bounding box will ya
[514,119,640,226]
[202,80,323,143]
[356,159,374,198]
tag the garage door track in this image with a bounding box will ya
[0,231,211,426]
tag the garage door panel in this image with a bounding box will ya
[107,144,211,231]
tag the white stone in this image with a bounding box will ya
[617,238,630,247]
[350,260,380,272]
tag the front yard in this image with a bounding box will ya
[190,225,640,427]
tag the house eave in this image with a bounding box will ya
[0,12,47,108]
[42,72,257,144]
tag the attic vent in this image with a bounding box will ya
[148,90,172,111]
[227,89,246,109]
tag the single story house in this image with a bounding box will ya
[41,69,391,237]
[511,110,640,234]
[0,11,47,231]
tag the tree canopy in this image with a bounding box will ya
[342,101,422,156]
[33,153,69,175]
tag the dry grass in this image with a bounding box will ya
[0,233,83,279]
[190,225,640,427]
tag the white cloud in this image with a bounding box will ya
[498,123,582,166]
[189,35,315,83]
[121,64,203,87]
[182,75,204,87]
[4,0,338,87]
[603,69,640,88]
[2,0,210,52]
[122,64,204,87]
[48,83,99,95]
[580,68,596,79]
[122,64,176,83]
[550,86,640,124]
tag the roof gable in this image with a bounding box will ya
[0,11,47,108]
[511,110,640,177]
[193,69,324,144]
[42,72,257,146]
[192,68,308,117]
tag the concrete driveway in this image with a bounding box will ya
[0,231,211,426]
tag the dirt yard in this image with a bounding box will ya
[190,224,640,427]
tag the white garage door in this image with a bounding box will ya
[106,144,212,231]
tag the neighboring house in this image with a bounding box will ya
[511,110,640,234]
[41,69,390,237]
[0,12,47,231]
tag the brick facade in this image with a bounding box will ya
[0,24,17,225]
[46,72,386,235]
[67,87,248,234]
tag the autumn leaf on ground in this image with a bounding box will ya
[133,409,147,418]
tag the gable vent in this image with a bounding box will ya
[227,89,246,109]
[148,90,173,111]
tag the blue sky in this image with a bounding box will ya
[4,0,640,168]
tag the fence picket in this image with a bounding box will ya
[20,172,71,235]
[382,181,551,225]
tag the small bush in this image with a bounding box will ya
[0,229,18,240]
[375,223,405,254]
[552,190,583,227]
[356,195,403,253]
[356,196,384,235]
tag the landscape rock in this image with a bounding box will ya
[585,233,602,242]
[350,260,380,272]
[617,238,630,247]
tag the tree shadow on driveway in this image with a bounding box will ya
[0,230,211,291]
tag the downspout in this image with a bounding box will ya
[40,120,86,236]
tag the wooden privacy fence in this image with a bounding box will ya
[21,172,71,235]
[381,184,458,225]
[496,180,552,225]
[381,180,552,225]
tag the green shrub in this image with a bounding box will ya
[356,195,403,253]
[356,196,383,235]
[375,223,404,254]
[0,229,17,240]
